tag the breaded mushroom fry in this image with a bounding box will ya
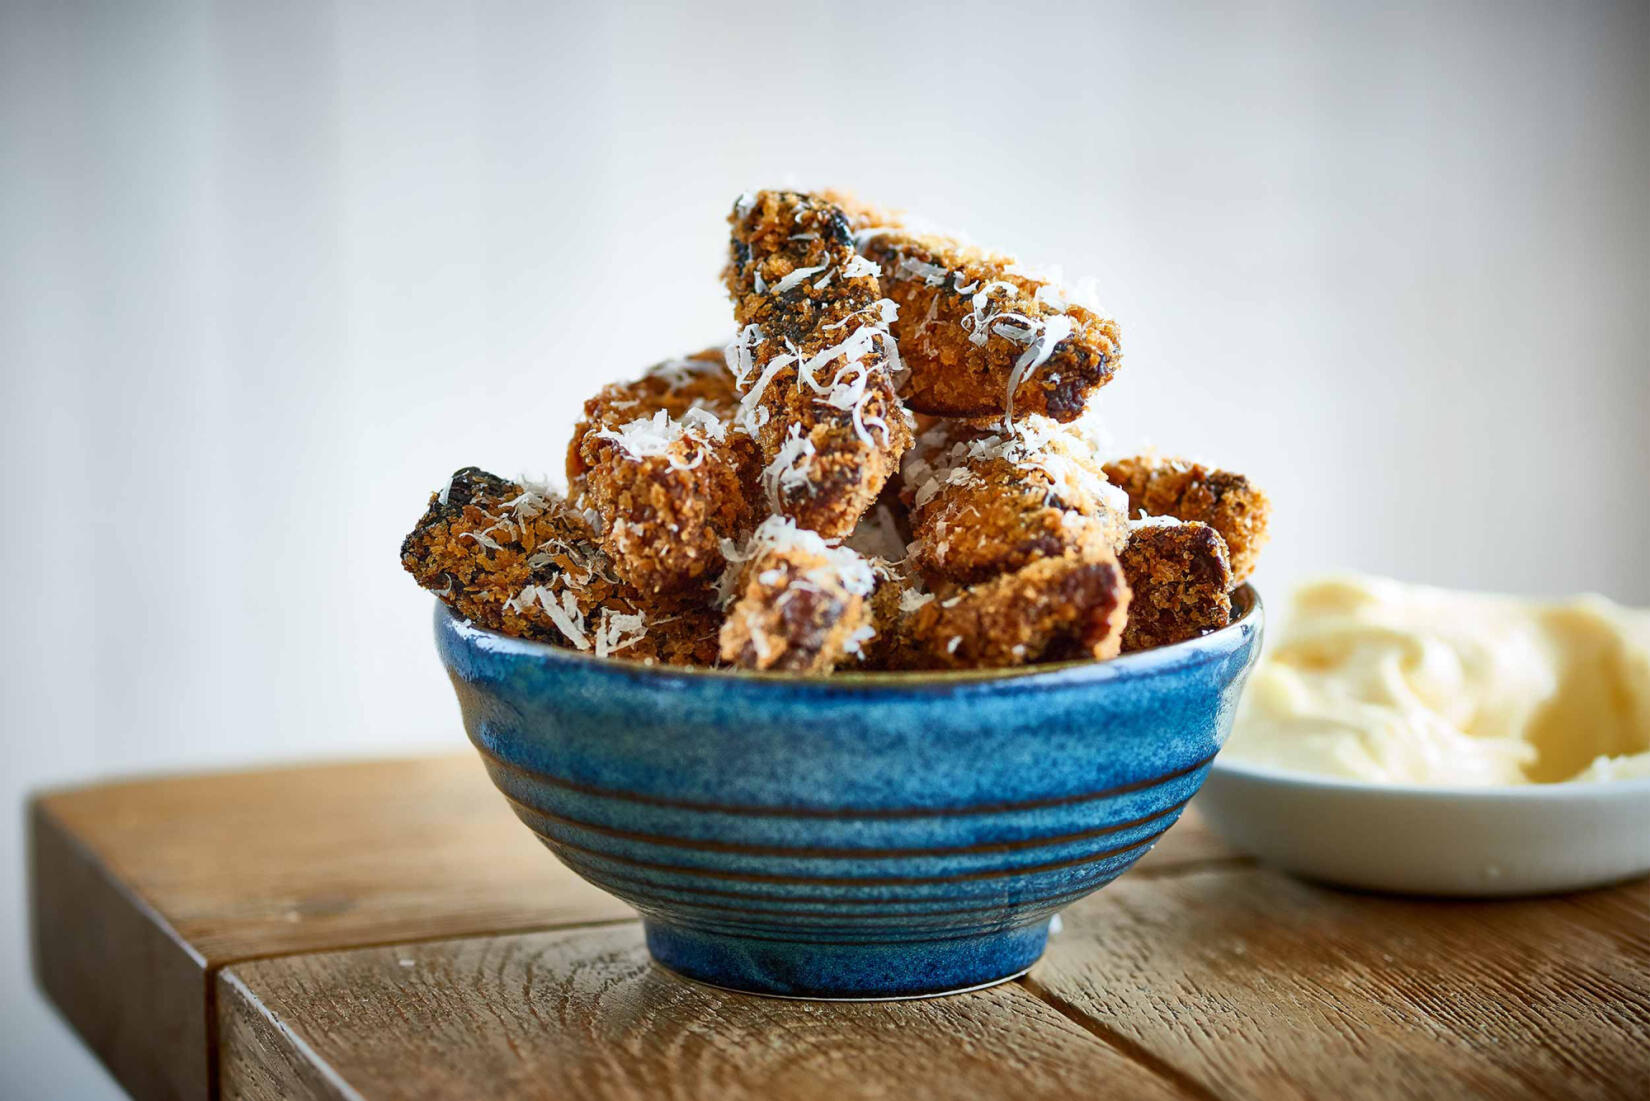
[569,350,760,597]
[1117,519,1233,653]
[827,191,1121,424]
[724,190,913,537]
[889,547,1131,670]
[401,467,720,665]
[717,517,878,673]
[1102,455,1271,583]
[903,416,1129,586]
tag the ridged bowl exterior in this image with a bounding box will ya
[436,587,1262,998]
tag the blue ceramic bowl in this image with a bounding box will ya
[436,586,1262,999]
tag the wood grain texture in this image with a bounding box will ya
[31,800,211,1101]
[30,755,634,1101]
[56,754,1638,1101]
[36,755,634,962]
[1028,865,1650,1101]
[218,923,1190,1101]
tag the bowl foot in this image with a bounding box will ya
[642,918,1052,1000]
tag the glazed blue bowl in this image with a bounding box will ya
[436,586,1262,999]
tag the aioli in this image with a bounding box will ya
[1225,575,1650,785]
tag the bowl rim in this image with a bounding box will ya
[1208,757,1650,801]
[438,583,1262,690]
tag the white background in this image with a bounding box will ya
[2,1,1647,1095]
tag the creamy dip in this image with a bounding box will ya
[1225,574,1650,785]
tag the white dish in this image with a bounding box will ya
[1195,760,1650,897]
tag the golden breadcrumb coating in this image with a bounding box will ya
[398,188,1277,677]
[1102,455,1270,583]
[401,468,720,665]
[568,350,761,597]
[717,517,876,673]
[885,547,1131,670]
[902,416,1129,586]
[1117,520,1233,653]
[724,190,913,537]
[824,190,1120,424]
[855,559,910,670]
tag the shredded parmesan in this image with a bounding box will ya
[460,527,505,552]
[895,256,949,286]
[762,424,818,510]
[593,408,727,471]
[1002,314,1074,424]
[841,254,880,279]
[770,264,828,295]
[899,587,935,614]
[504,584,590,650]
[904,414,1127,521]
[593,608,648,658]
[717,516,877,608]
[726,325,763,387]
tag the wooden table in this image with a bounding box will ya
[28,756,1650,1101]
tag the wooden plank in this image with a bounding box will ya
[22,753,1240,1101]
[217,923,1193,1101]
[31,799,212,1101]
[1026,865,1650,1100]
[35,755,634,961]
[30,755,635,1101]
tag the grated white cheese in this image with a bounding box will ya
[593,608,648,658]
[841,254,880,279]
[899,587,935,614]
[717,516,877,608]
[842,623,877,658]
[762,424,818,510]
[1002,314,1074,424]
[502,477,553,526]
[790,306,902,448]
[726,325,763,387]
[904,414,1127,524]
[525,534,612,588]
[770,264,828,295]
[733,339,800,437]
[504,584,591,651]
[593,408,727,472]
[896,256,949,286]
[460,527,505,552]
